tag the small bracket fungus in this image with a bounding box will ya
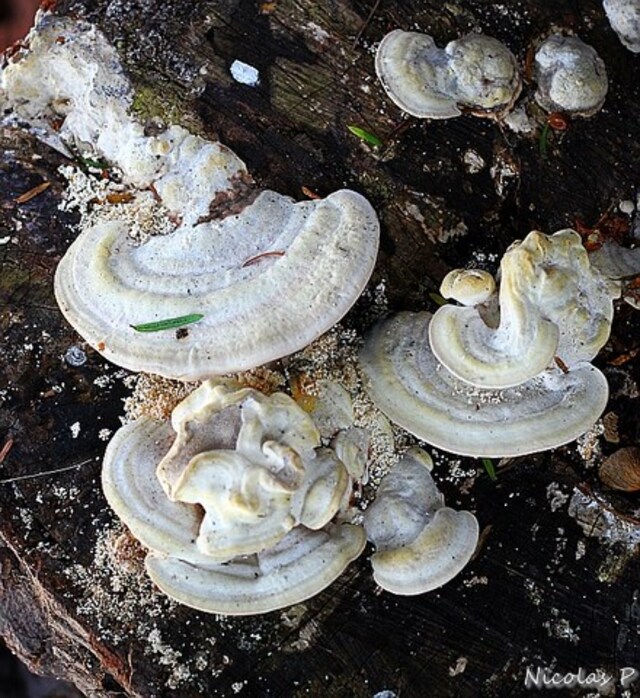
[375,30,521,119]
[603,0,640,53]
[363,448,479,595]
[360,230,617,459]
[0,15,379,380]
[102,379,365,614]
[534,35,608,117]
[429,230,616,389]
[439,268,496,307]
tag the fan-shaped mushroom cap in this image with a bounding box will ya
[534,35,608,117]
[102,379,363,613]
[429,230,615,389]
[360,312,609,458]
[363,448,478,594]
[375,30,520,119]
[102,417,214,567]
[1,16,379,380]
[603,0,640,53]
[145,524,366,616]
[54,188,379,380]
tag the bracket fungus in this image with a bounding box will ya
[363,448,478,595]
[429,230,616,389]
[375,30,521,119]
[360,230,617,458]
[102,379,365,614]
[0,15,379,380]
[533,35,608,117]
[603,0,640,53]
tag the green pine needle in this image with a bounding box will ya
[539,122,550,158]
[130,313,204,333]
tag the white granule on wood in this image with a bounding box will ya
[63,524,178,644]
[59,165,176,244]
[147,628,183,666]
[284,324,416,494]
[546,482,569,512]
[576,420,604,467]
[122,373,200,423]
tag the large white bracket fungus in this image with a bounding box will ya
[360,230,617,458]
[102,379,365,614]
[375,30,521,119]
[0,15,379,380]
[429,230,616,389]
[603,0,640,53]
[54,190,378,379]
[363,448,478,595]
[360,311,609,458]
[534,35,608,117]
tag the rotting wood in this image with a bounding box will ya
[1,1,640,696]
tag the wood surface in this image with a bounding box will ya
[2,0,640,696]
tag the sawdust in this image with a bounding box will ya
[59,165,176,244]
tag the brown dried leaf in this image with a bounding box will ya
[599,447,640,492]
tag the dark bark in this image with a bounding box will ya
[2,1,640,696]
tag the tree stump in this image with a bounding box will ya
[2,1,640,696]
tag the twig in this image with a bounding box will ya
[352,0,382,49]
[0,457,97,485]
[15,181,51,204]
[0,438,14,464]
[242,250,285,267]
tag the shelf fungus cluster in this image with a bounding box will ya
[375,30,521,119]
[360,230,619,458]
[0,14,379,380]
[103,380,477,612]
[375,28,608,120]
[102,379,366,615]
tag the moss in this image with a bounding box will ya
[129,81,202,133]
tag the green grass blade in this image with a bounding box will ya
[481,457,497,481]
[347,124,383,147]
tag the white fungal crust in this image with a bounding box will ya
[534,35,608,117]
[1,15,379,380]
[603,0,640,53]
[375,30,521,119]
[363,448,478,595]
[429,230,616,389]
[101,379,363,614]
